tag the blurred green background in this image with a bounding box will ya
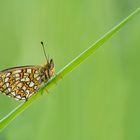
[0,0,140,140]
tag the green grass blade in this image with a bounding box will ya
[0,7,140,131]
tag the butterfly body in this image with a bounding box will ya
[0,59,54,101]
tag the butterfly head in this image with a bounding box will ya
[41,41,55,78]
[45,59,55,78]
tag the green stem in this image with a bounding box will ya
[0,7,140,131]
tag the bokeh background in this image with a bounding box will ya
[0,0,140,140]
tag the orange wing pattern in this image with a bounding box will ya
[0,66,45,101]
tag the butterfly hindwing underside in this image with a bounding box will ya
[0,66,46,100]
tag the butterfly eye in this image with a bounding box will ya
[47,63,51,69]
[47,59,54,70]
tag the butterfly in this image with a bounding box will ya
[0,42,55,101]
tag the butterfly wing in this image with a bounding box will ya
[0,65,44,100]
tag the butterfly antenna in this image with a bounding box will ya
[41,41,48,62]
[47,54,50,62]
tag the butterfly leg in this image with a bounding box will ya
[45,88,49,94]
[56,73,63,80]
[53,73,63,85]
[42,88,49,95]
[59,74,63,79]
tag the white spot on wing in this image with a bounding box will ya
[22,97,26,100]
[21,77,30,82]
[35,70,39,74]
[26,90,30,94]
[27,69,32,73]
[34,73,39,78]
[15,77,20,81]
[11,92,16,96]
[29,82,34,87]
[36,77,40,80]
[16,95,21,99]
[6,73,11,77]
[6,82,9,87]
[7,87,11,92]
[27,82,30,85]
[5,77,9,82]
[17,83,23,88]
[24,73,29,76]
[28,93,34,98]
[34,86,37,90]
[15,73,20,77]
[13,70,21,74]
[22,86,26,91]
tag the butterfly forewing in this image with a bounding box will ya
[0,66,45,100]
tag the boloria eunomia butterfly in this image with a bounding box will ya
[0,42,55,101]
